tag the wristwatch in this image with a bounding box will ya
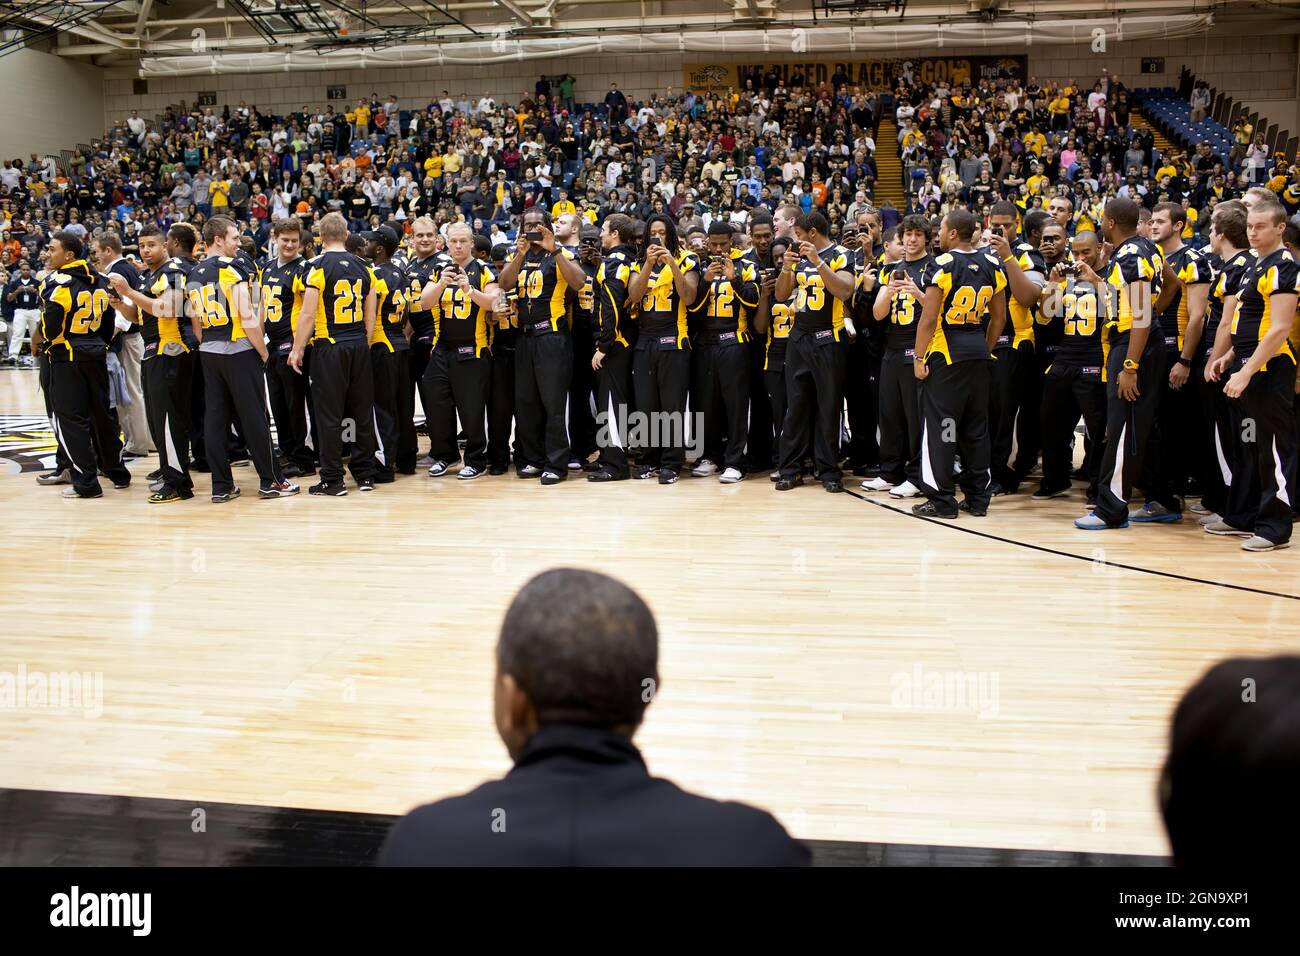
[1122,358,1139,372]
[1175,357,1191,368]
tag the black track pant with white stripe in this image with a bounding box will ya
[764,365,787,469]
[488,341,516,471]
[693,341,751,472]
[1223,356,1298,544]
[1194,354,1235,517]
[569,317,598,461]
[515,332,573,473]
[918,357,991,514]
[50,355,130,495]
[877,355,923,487]
[594,346,633,476]
[371,344,415,475]
[144,351,195,492]
[39,353,72,474]
[201,348,284,495]
[1092,338,1165,527]
[311,339,379,485]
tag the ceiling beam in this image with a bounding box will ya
[492,0,534,24]
[133,0,155,37]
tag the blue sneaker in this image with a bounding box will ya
[1128,502,1183,523]
[1075,512,1128,530]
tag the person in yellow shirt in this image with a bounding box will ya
[1023,128,1046,156]
[210,176,230,210]
[551,190,576,217]
[1049,93,1072,132]
[354,99,371,137]
[442,148,461,176]
[424,153,442,181]
[1026,162,1048,197]
[1155,161,1176,182]
[1181,201,1198,240]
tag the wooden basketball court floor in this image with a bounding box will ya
[2,367,1297,861]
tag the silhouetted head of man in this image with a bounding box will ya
[1160,655,1300,866]
[495,569,659,759]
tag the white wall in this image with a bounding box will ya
[0,47,105,159]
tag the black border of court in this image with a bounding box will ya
[843,488,1300,602]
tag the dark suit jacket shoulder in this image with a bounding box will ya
[378,725,809,867]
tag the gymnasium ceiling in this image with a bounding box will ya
[2,0,1299,74]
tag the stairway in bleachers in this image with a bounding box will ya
[874,117,906,210]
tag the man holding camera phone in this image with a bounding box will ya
[1035,231,1109,503]
[418,222,500,480]
[626,214,702,484]
[689,222,759,483]
[497,208,588,484]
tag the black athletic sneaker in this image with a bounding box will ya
[774,476,804,491]
[309,481,347,496]
[657,468,678,485]
[633,465,656,480]
[146,468,163,482]
[211,487,242,503]
[1031,483,1071,500]
[822,479,844,493]
[372,471,396,484]
[912,500,958,519]
[587,469,627,482]
[149,485,194,504]
[540,470,564,485]
[357,478,375,492]
[488,464,508,476]
[959,500,988,517]
[283,463,316,478]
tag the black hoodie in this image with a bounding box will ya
[40,259,109,361]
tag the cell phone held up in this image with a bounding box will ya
[525,231,543,243]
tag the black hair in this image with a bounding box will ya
[645,213,680,254]
[497,568,659,729]
[1161,655,1300,867]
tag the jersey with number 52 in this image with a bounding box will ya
[298,251,374,344]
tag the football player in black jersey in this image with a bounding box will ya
[568,226,603,471]
[41,231,131,499]
[405,216,454,465]
[497,208,588,484]
[189,216,297,502]
[1205,201,1299,551]
[260,218,316,478]
[589,214,639,482]
[863,214,933,498]
[912,208,1008,518]
[290,212,381,495]
[773,211,856,493]
[1035,231,1109,503]
[1076,198,1167,530]
[1194,201,1251,526]
[365,223,415,479]
[626,213,703,484]
[108,224,201,503]
[418,222,501,480]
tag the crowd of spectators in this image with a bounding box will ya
[3,62,1300,313]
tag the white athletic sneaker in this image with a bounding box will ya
[719,467,744,483]
[691,459,719,477]
[1197,512,1223,526]
[860,476,893,492]
[1242,535,1289,552]
[457,465,483,480]
[888,480,921,499]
